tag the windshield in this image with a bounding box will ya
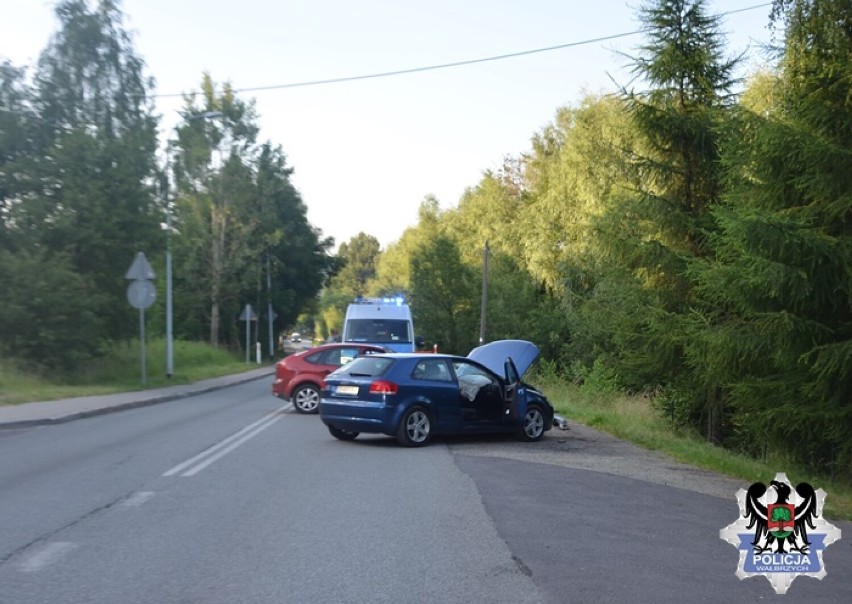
[344,319,411,344]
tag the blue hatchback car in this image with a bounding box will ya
[319,340,555,447]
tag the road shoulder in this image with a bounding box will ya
[448,419,745,500]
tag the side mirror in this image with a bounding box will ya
[415,335,426,348]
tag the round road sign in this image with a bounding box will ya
[127,280,156,310]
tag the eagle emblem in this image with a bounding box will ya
[720,473,842,594]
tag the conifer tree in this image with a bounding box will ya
[690,0,852,472]
[587,0,738,440]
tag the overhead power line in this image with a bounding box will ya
[150,2,772,99]
[155,32,643,98]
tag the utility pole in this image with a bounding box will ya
[267,254,274,360]
[165,160,174,379]
[479,240,489,345]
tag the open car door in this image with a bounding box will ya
[468,340,539,425]
[504,357,521,422]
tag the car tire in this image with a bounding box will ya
[396,406,432,447]
[517,404,546,442]
[292,384,320,414]
[328,425,359,441]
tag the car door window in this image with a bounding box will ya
[453,360,503,423]
[412,359,452,382]
[321,347,360,367]
[452,361,497,401]
[305,352,324,364]
[319,349,341,366]
[338,347,360,365]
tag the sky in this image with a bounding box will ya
[1,0,777,249]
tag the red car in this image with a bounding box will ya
[273,343,388,413]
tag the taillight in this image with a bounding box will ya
[369,380,398,395]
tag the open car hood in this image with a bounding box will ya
[467,339,540,378]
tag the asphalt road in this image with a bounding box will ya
[1,379,850,603]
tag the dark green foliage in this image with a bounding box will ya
[0,0,161,370]
[628,0,738,245]
[169,77,333,349]
[579,0,738,441]
[409,235,478,355]
[0,62,35,252]
[30,2,162,324]
[253,143,335,330]
[0,249,101,372]
[0,2,332,369]
[333,233,382,298]
[688,0,852,473]
[484,252,570,364]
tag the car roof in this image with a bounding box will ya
[366,352,466,360]
[352,352,493,371]
[365,340,540,376]
[306,342,388,352]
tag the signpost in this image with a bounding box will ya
[266,309,278,358]
[239,304,257,363]
[126,252,156,385]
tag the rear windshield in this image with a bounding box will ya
[344,319,411,344]
[330,356,393,377]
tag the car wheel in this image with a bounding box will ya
[517,405,546,442]
[397,406,432,447]
[328,425,359,441]
[292,384,320,414]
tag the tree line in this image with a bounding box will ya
[0,0,335,372]
[1,1,849,478]
[321,0,851,479]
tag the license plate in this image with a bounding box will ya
[335,385,359,395]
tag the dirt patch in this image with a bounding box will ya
[447,418,745,500]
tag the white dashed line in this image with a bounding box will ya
[16,542,78,572]
[121,491,156,507]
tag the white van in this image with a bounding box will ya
[342,297,418,352]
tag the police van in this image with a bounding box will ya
[342,297,419,353]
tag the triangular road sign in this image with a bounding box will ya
[125,252,156,280]
[239,304,258,321]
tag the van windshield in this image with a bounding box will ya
[344,319,411,344]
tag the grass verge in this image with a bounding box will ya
[0,339,274,406]
[536,374,852,521]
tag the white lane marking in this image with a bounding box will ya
[180,415,282,476]
[163,403,291,477]
[17,542,78,572]
[122,491,156,507]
